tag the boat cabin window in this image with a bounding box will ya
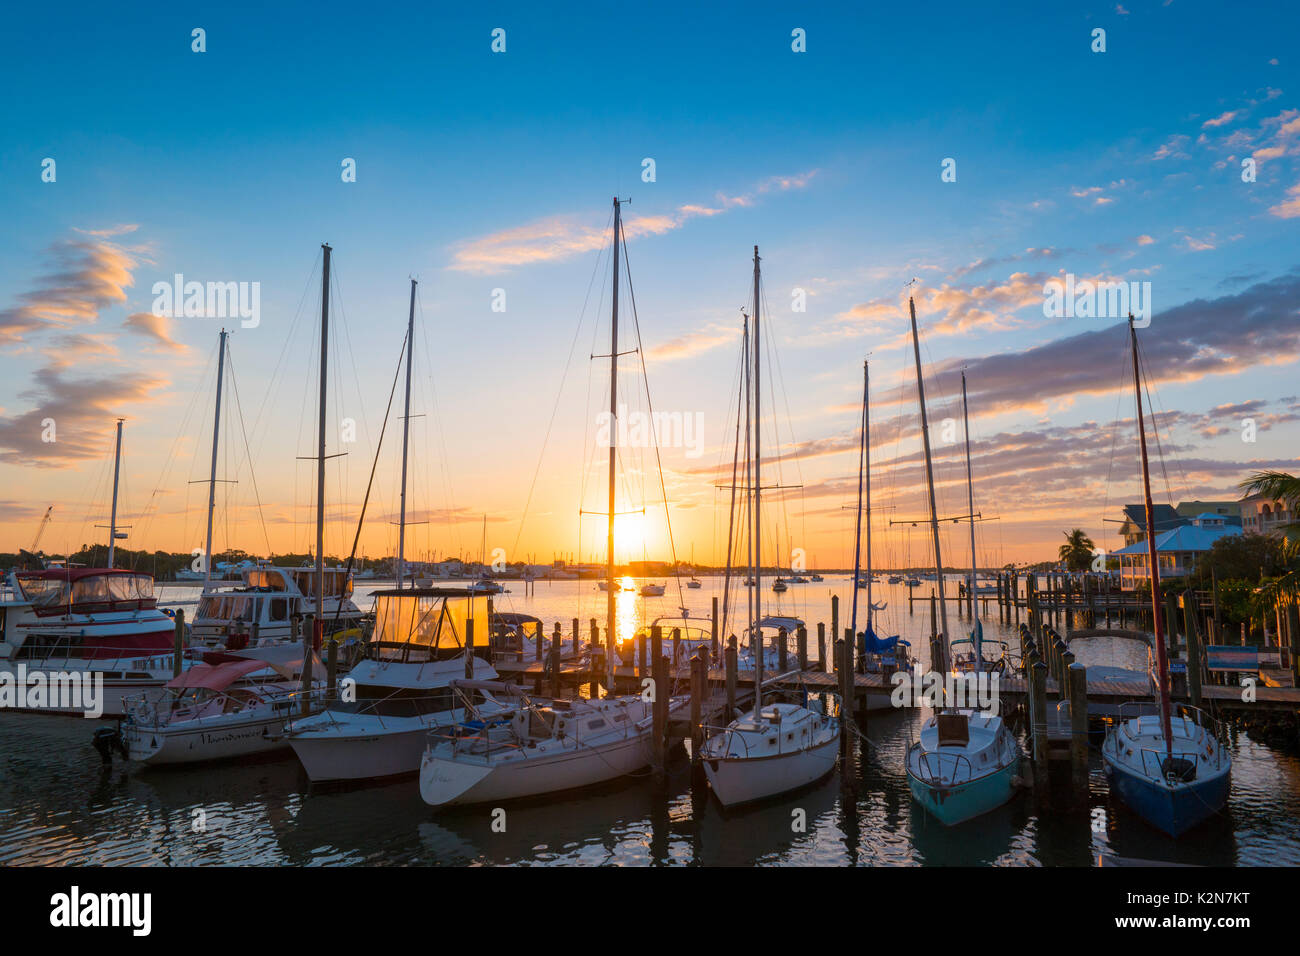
[293,570,354,599]
[936,714,970,747]
[16,572,154,608]
[197,595,257,622]
[268,598,288,622]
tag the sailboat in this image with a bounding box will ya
[850,360,911,712]
[948,372,1008,673]
[701,246,840,808]
[1100,317,1230,836]
[902,295,1022,826]
[420,198,689,806]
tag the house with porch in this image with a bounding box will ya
[1114,513,1241,591]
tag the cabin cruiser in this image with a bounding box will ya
[1,568,181,716]
[190,566,362,650]
[687,578,702,589]
[285,588,509,782]
[420,682,688,808]
[639,582,666,597]
[119,645,324,766]
[906,710,1021,825]
[771,578,788,594]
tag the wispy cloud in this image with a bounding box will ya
[448,171,818,274]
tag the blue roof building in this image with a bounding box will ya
[1113,513,1241,590]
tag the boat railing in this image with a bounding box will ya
[913,748,975,786]
[22,633,177,675]
[125,683,328,729]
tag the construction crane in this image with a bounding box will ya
[30,505,52,552]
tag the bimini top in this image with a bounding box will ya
[370,587,490,599]
[755,615,805,633]
[165,658,266,692]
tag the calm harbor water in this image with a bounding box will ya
[2,578,1297,866]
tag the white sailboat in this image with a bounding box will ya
[419,197,687,805]
[1100,317,1230,836]
[902,294,1022,826]
[849,359,911,712]
[701,246,840,808]
[121,645,324,766]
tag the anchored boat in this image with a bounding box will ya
[1100,317,1231,837]
[900,294,1022,825]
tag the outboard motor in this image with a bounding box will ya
[92,725,127,765]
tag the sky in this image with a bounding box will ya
[1,0,1297,572]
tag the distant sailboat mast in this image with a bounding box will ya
[107,418,124,569]
[1130,315,1174,759]
[909,296,950,669]
[850,360,868,639]
[201,329,227,589]
[606,198,622,688]
[961,370,981,664]
[752,245,764,707]
[314,244,331,622]
[396,279,416,589]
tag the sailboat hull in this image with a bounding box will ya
[906,757,1018,826]
[704,733,839,807]
[1102,751,1230,837]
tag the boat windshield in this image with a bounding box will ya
[16,572,155,608]
[197,594,259,621]
[372,593,490,652]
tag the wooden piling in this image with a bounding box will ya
[1029,659,1049,796]
[651,625,666,776]
[672,627,682,668]
[711,596,719,661]
[1289,603,1300,688]
[549,628,561,695]
[778,627,788,672]
[817,622,826,673]
[831,595,839,653]
[725,634,737,719]
[835,637,849,721]
[300,613,315,716]
[172,609,185,677]
[1068,662,1088,802]
[797,624,808,671]
[689,652,705,764]
[325,630,338,701]
[1181,592,1202,707]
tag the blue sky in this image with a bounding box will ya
[1,0,1297,569]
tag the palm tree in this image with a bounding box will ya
[1058,529,1095,572]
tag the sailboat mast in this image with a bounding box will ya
[107,418,124,569]
[315,243,331,621]
[850,360,867,638]
[606,198,621,682]
[203,330,227,588]
[865,362,873,625]
[1130,316,1174,757]
[752,245,763,707]
[961,371,981,663]
[909,296,950,663]
[397,279,416,589]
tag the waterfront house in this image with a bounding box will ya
[1116,503,1185,547]
[1114,513,1241,590]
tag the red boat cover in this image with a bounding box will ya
[165,659,267,692]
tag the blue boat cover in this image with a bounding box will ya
[862,623,903,652]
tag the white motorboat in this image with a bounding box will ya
[1,567,182,717]
[420,683,687,808]
[286,587,509,782]
[120,646,324,766]
[190,565,363,650]
[639,582,666,597]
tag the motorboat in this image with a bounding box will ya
[1,567,181,717]
[419,683,688,808]
[771,578,787,594]
[190,565,363,650]
[286,587,510,782]
[639,582,666,597]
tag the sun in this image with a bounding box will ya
[613,511,647,561]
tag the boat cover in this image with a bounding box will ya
[861,623,902,652]
[165,658,267,691]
